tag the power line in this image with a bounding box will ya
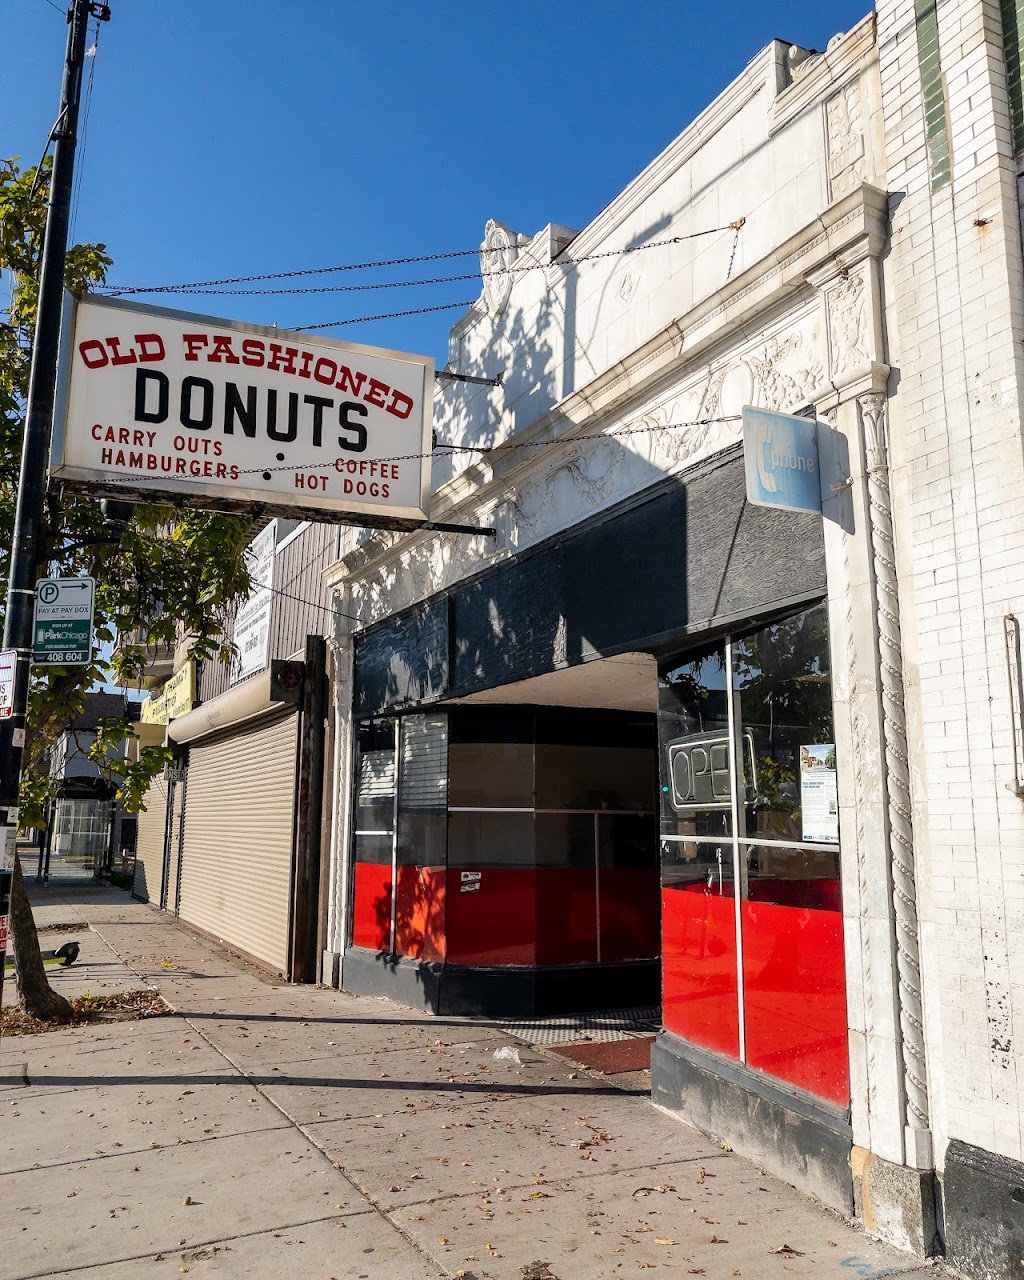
[298,300,476,331]
[68,14,100,246]
[97,411,741,645]
[98,222,745,298]
[93,414,741,484]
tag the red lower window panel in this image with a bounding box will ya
[444,869,537,965]
[599,868,661,962]
[394,866,447,962]
[661,884,739,1059]
[351,862,392,951]
[741,891,849,1107]
[358,863,660,970]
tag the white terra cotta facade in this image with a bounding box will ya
[320,6,1024,1273]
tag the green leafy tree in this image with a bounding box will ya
[2,157,252,1021]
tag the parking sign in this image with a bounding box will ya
[33,577,95,665]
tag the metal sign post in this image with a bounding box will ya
[0,0,108,1014]
[0,652,16,722]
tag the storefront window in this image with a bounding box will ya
[352,705,660,972]
[394,714,448,962]
[447,708,537,964]
[659,641,732,843]
[733,609,836,850]
[658,604,849,1107]
[350,719,396,951]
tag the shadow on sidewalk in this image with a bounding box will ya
[24,1070,646,1098]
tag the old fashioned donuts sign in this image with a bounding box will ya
[51,295,433,525]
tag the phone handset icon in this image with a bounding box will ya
[756,421,777,493]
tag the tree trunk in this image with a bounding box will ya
[10,857,73,1023]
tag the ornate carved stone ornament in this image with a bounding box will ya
[826,80,866,200]
[743,330,826,413]
[480,219,527,318]
[788,31,847,84]
[826,271,870,379]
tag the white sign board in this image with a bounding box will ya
[52,294,434,525]
[0,649,16,720]
[742,406,822,515]
[230,523,276,685]
[33,576,95,666]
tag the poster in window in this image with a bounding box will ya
[799,744,839,843]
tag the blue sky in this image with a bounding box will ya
[6,0,869,366]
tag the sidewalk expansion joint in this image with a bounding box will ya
[6,1209,381,1280]
[0,1120,296,1178]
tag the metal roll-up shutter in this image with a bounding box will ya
[164,775,185,914]
[132,776,169,904]
[177,712,298,973]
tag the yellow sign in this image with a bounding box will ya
[140,661,195,725]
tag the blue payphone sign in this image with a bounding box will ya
[742,406,822,515]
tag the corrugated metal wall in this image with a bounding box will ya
[274,522,337,658]
[198,520,337,704]
[165,777,185,915]
[132,776,168,904]
[177,713,298,973]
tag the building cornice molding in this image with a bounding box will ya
[768,14,878,137]
[325,183,889,589]
[543,44,782,274]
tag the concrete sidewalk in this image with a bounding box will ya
[1,889,943,1280]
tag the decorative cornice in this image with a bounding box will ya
[326,184,890,586]
[543,43,782,275]
[769,14,877,136]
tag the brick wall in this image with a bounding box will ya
[878,0,1024,1167]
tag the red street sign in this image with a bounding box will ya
[0,649,16,720]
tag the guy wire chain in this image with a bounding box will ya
[106,414,742,484]
[300,300,477,330]
[99,221,746,297]
[100,413,740,624]
[92,400,729,631]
